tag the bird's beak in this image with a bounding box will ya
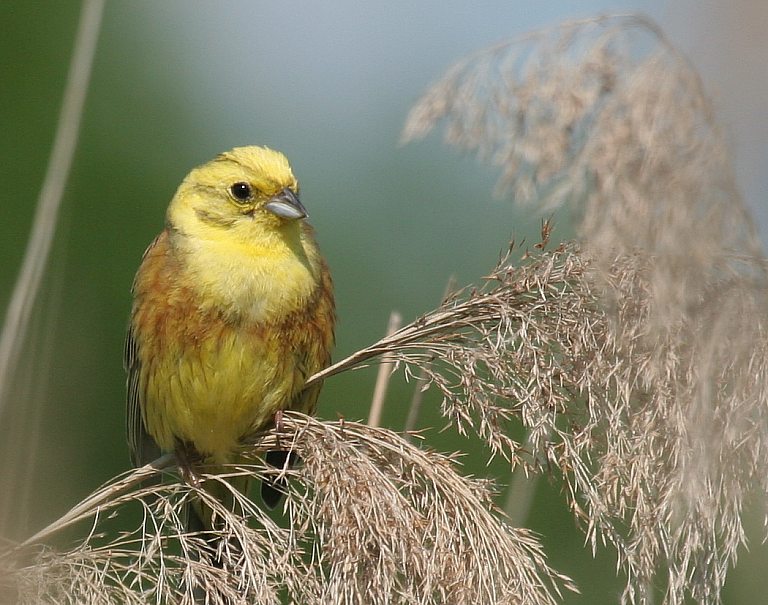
[264,188,308,220]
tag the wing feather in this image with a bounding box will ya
[124,236,164,468]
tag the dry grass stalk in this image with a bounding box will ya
[0,0,105,536]
[3,414,573,605]
[403,13,768,605]
[367,311,402,428]
[404,276,457,437]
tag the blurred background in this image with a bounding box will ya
[1,1,766,602]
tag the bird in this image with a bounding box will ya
[124,146,335,541]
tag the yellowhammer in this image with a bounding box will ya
[124,146,335,530]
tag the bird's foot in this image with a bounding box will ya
[274,409,285,448]
[175,445,202,488]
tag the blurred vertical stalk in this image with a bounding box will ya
[404,276,456,437]
[0,0,103,416]
[503,464,539,528]
[0,0,104,533]
[367,311,402,428]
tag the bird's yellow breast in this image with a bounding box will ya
[130,229,334,463]
[177,228,316,324]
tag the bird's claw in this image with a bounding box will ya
[274,409,284,448]
[176,445,202,488]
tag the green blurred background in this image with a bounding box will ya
[1,1,766,603]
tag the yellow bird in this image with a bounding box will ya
[124,146,335,527]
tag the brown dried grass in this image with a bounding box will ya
[3,415,572,604]
[403,13,768,605]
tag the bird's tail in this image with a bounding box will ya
[185,464,250,603]
[186,461,251,563]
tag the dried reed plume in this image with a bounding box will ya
[404,13,768,605]
[3,414,572,604]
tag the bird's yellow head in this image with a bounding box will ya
[166,146,307,246]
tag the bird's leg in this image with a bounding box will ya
[261,410,293,508]
[274,408,285,431]
[274,409,284,448]
[175,442,202,488]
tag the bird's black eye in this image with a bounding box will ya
[229,182,251,202]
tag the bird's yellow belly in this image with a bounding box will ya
[143,328,301,462]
